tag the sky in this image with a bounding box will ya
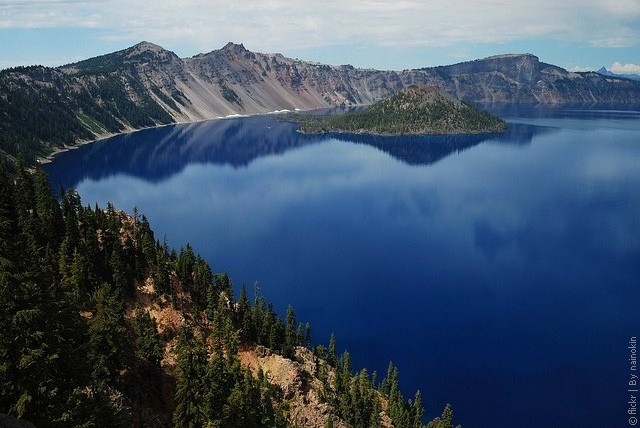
[1,0,639,73]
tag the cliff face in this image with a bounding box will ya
[11,43,640,105]
[1,41,639,165]
[57,42,640,120]
[430,53,640,103]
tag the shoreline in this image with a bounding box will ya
[296,126,508,137]
[37,108,309,165]
[37,122,181,165]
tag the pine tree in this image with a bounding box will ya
[412,390,424,428]
[237,285,253,343]
[304,322,312,348]
[173,325,208,428]
[426,403,461,428]
[151,246,171,296]
[132,309,163,366]
[328,333,338,367]
[87,283,128,387]
[176,244,195,292]
[283,305,297,358]
[214,272,233,297]
[192,256,212,313]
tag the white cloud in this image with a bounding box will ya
[568,66,595,72]
[0,0,638,55]
[609,62,640,75]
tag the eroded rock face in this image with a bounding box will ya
[239,347,345,428]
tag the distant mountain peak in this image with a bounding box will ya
[60,40,179,75]
[596,66,640,81]
[484,53,539,61]
[130,41,168,54]
[194,42,250,59]
[222,41,246,50]
[221,42,248,54]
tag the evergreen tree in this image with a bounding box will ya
[283,305,297,358]
[87,283,128,387]
[151,246,171,296]
[304,322,312,349]
[176,244,195,292]
[192,256,212,313]
[132,309,163,366]
[426,404,461,428]
[214,272,233,296]
[237,285,254,343]
[328,333,338,367]
[412,390,424,428]
[173,325,208,428]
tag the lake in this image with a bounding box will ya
[45,106,640,427]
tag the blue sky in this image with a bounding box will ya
[1,0,639,73]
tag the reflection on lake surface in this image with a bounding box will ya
[46,107,640,428]
[47,115,547,186]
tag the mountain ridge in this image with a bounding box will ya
[1,41,640,168]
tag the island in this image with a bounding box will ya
[295,85,507,135]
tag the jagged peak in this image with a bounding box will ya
[192,42,250,59]
[222,41,247,51]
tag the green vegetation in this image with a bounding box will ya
[296,85,506,136]
[0,65,174,172]
[0,163,461,427]
[63,44,166,77]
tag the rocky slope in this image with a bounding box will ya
[59,43,640,117]
[1,41,639,167]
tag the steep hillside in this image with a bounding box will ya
[296,85,506,135]
[2,42,639,169]
[0,164,461,428]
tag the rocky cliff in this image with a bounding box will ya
[60,43,640,118]
[429,53,640,103]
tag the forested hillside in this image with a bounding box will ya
[296,86,506,135]
[0,64,173,169]
[0,164,460,428]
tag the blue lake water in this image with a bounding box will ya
[45,107,640,427]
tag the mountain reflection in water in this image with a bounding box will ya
[47,114,547,189]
